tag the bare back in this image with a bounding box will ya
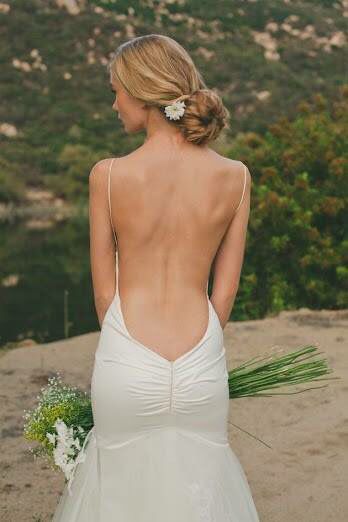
[90,144,250,362]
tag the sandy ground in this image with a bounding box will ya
[0,307,347,522]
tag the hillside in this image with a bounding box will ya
[1,0,347,201]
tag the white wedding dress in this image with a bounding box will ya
[52,160,260,521]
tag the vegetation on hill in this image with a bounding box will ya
[226,86,347,317]
[1,0,347,201]
[0,0,346,330]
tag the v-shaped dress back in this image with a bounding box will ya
[52,158,260,522]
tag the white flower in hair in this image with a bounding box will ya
[164,100,186,121]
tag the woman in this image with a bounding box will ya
[52,34,258,521]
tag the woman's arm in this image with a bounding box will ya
[210,165,252,329]
[89,158,117,328]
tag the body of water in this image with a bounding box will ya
[0,212,100,347]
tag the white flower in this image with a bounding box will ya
[73,437,81,451]
[48,419,91,481]
[46,432,57,445]
[54,418,68,438]
[164,100,186,121]
[75,449,86,465]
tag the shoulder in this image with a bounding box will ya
[221,157,250,177]
[88,158,119,192]
[89,158,113,181]
[223,159,252,190]
[212,154,251,188]
[212,158,252,215]
[239,161,252,189]
[207,150,250,177]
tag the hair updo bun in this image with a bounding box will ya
[109,34,231,146]
[174,89,230,146]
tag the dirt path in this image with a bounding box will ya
[0,308,347,521]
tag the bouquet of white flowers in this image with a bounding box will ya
[23,344,337,489]
[23,374,94,494]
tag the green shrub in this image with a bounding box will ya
[227,86,348,317]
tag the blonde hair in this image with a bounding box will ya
[108,34,230,146]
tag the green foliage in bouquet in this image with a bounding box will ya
[23,375,93,464]
[228,345,338,399]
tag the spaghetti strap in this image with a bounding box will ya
[108,158,118,249]
[234,163,247,214]
[107,157,120,297]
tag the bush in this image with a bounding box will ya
[227,86,348,317]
